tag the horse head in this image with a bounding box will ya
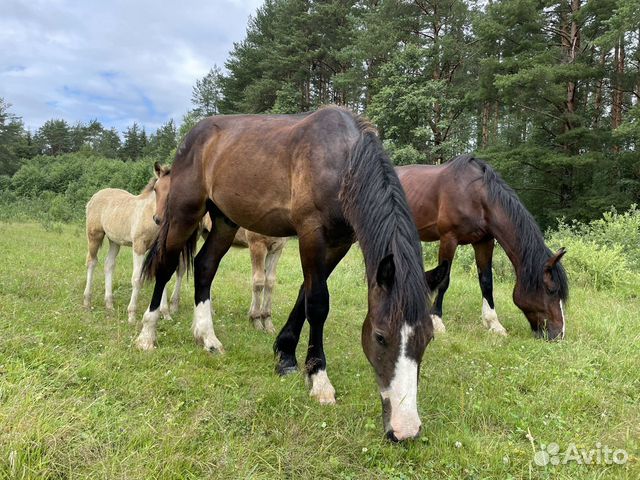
[514,247,568,340]
[361,254,432,442]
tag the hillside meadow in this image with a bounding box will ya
[0,222,638,479]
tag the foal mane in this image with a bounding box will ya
[139,177,157,196]
[448,155,568,301]
[340,113,428,328]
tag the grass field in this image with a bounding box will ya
[0,222,638,479]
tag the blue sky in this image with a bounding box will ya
[0,0,263,133]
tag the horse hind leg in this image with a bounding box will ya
[431,235,457,334]
[473,238,507,336]
[83,228,105,308]
[261,241,286,334]
[248,239,267,332]
[104,239,120,310]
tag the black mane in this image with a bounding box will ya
[447,155,568,301]
[339,116,428,327]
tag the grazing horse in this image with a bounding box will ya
[397,155,569,340]
[83,163,183,322]
[139,106,433,441]
[201,216,289,333]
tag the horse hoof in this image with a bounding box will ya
[252,318,265,331]
[309,371,336,405]
[127,314,136,325]
[262,317,276,334]
[489,325,508,336]
[160,311,172,321]
[276,363,298,376]
[135,336,156,351]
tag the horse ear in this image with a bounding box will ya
[545,247,566,271]
[376,254,395,291]
[153,161,162,178]
[424,259,449,292]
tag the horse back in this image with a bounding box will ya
[397,163,490,244]
[86,188,156,248]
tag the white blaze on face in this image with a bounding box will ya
[560,300,566,339]
[380,324,421,441]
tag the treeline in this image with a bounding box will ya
[205,0,639,227]
[0,98,179,176]
[2,0,640,229]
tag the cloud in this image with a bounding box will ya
[0,0,264,133]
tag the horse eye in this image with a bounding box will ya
[375,333,386,346]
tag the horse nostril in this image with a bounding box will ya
[153,215,160,225]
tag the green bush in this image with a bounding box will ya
[3,153,162,223]
[548,207,640,295]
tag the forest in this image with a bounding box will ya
[1,0,639,228]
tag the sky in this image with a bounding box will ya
[0,0,264,133]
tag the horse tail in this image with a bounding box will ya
[141,218,198,282]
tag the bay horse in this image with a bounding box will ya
[201,216,289,333]
[397,155,569,340]
[83,163,183,323]
[138,106,433,441]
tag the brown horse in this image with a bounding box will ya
[138,106,433,441]
[397,155,568,340]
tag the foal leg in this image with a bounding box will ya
[127,247,145,324]
[473,239,507,336]
[169,258,185,314]
[104,240,120,310]
[431,235,457,334]
[261,242,285,334]
[83,229,104,308]
[192,212,238,353]
[248,240,268,332]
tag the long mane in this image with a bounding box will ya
[339,115,428,327]
[448,155,568,301]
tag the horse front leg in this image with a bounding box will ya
[192,212,238,353]
[104,240,120,310]
[127,250,145,324]
[136,218,198,350]
[136,260,177,350]
[473,238,507,336]
[302,237,351,406]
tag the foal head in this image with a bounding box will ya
[152,162,171,225]
[361,254,433,442]
[513,248,568,340]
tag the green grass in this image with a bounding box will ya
[0,222,638,479]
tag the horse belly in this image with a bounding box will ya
[212,192,295,237]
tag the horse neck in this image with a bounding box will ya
[487,204,541,285]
